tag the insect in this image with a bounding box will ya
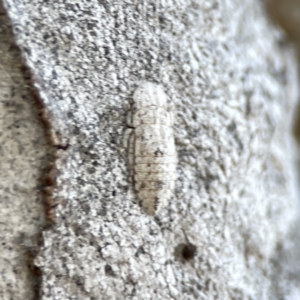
[125,82,177,215]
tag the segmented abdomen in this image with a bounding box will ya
[130,83,177,215]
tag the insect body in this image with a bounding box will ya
[125,82,177,215]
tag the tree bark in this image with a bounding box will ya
[1,0,300,299]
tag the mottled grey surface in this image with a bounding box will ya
[0,3,48,299]
[1,0,300,299]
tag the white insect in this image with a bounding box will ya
[125,82,177,215]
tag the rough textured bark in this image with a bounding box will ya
[1,0,300,299]
[0,3,48,299]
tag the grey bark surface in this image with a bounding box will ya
[0,3,49,299]
[1,0,300,299]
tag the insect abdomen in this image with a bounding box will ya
[130,83,177,215]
